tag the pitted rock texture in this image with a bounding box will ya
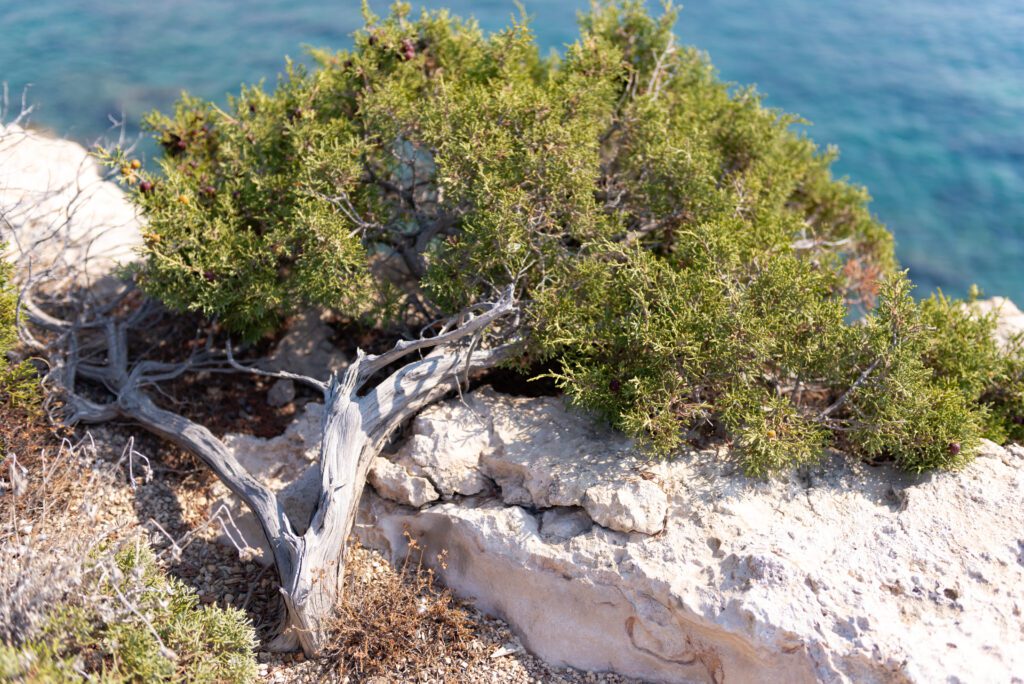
[390,395,493,497]
[582,479,667,535]
[355,392,1024,684]
[368,456,439,508]
[381,387,665,534]
[219,388,1024,683]
[0,124,142,285]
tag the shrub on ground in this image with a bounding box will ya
[0,247,52,522]
[0,542,257,683]
[2,254,257,682]
[917,290,1024,445]
[0,247,37,415]
[104,1,1024,474]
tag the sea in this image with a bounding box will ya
[2,0,1022,299]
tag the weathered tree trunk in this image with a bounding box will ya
[276,342,513,654]
[276,373,367,654]
[35,285,518,657]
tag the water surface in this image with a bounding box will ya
[3,0,1021,298]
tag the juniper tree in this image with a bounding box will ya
[31,0,1024,655]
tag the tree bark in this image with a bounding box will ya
[276,343,514,654]
[39,284,519,656]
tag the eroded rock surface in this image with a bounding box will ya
[367,456,439,508]
[356,392,1024,684]
[582,479,667,535]
[219,388,1024,683]
[391,395,493,497]
[386,388,662,537]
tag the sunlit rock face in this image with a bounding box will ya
[218,384,1024,683]
[0,124,141,286]
[969,296,1024,350]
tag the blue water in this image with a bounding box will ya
[3,0,1022,299]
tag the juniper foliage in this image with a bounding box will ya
[108,1,1024,474]
[0,248,37,412]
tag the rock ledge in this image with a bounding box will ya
[219,387,1024,683]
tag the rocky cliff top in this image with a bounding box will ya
[215,379,1024,683]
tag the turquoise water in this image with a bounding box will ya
[3,1,1022,298]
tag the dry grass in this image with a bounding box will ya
[0,417,259,682]
[0,403,65,520]
[321,536,485,683]
[0,403,89,641]
[1,440,119,643]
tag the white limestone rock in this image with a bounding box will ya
[970,296,1024,350]
[583,479,667,535]
[211,386,1024,682]
[539,508,592,542]
[386,387,654,517]
[0,124,142,285]
[355,393,1024,684]
[368,456,439,508]
[478,389,635,508]
[390,395,492,497]
[220,402,323,483]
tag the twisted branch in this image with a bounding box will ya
[23,273,520,655]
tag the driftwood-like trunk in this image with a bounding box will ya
[28,284,518,656]
[276,340,513,653]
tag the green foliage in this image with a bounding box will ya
[0,642,81,683]
[986,343,1024,444]
[915,291,1024,445]
[114,1,1023,474]
[0,248,37,412]
[534,237,850,470]
[0,543,257,683]
[835,278,981,472]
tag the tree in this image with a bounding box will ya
[23,0,1024,656]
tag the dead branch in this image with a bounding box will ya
[24,273,519,656]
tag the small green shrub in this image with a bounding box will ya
[107,1,1022,475]
[916,290,1024,445]
[0,543,257,683]
[986,345,1024,444]
[0,248,37,412]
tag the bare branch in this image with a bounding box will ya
[356,284,516,384]
[101,390,301,580]
[646,34,675,100]
[225,339,328,392]
[820,330,898,420]
[20,216,521,655]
